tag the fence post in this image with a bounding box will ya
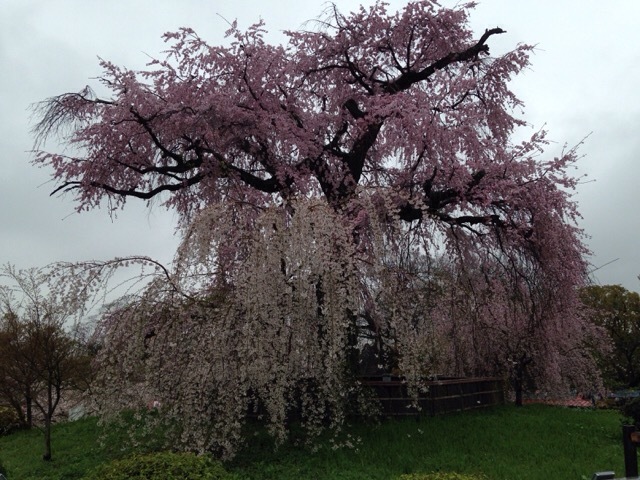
[623,424,639,477]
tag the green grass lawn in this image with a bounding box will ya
[0,405,627,479]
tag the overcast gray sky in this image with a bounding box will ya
[1,0,639,290]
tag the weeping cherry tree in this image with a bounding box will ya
[33,1,597,456]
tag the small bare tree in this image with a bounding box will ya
[0,265,92,461]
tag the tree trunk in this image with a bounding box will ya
[42,378,54,461]
[514,365,524,407]
[43,415,52,461]
[25,389,33,428]
[9,397,26,429]
[345,310,360,378]
[514,381,523,407]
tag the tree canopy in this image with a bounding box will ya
[32,1,596,456]
[580,285,640,389]
[34,3,581,244]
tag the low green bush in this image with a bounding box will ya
[398,473,488,480]
[622,397,640,427]
[82,451,236,480]
[0,406,21,436]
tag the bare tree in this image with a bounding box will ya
[0,265,92,461]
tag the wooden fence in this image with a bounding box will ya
[359,376,504,417]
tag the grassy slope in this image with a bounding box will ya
[0,417,112,479]
[0,405,627,480]
[231,405,625,479]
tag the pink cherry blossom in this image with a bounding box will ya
[32,1,599,456]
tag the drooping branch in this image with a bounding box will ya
[31,87,113,148]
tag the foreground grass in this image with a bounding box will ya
[0,405,627,479]
[0,417,115,479]
[231,405,625,479]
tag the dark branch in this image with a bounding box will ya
[397,200,504,230]
[385,28,506,93]
[398,167,502,230]
[345,121,383,185]
[51,173,206,200]
[226,164,283,193]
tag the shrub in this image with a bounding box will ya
[398,473,488,480]
[622,397,640,428]
[83,451,236,480]
[0,406,21,436]
[595,397,619,410]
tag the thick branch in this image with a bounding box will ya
[226,164,284,193]
[398,167,501,229]
[52,161,287,200]
[51,174,205,200]
[397,200,503,229]
[327,27,503,203]
[386,28,506,93]
[345,121,383,185]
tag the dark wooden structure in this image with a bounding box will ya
[622,424,640,477]
[359,376,504,417]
